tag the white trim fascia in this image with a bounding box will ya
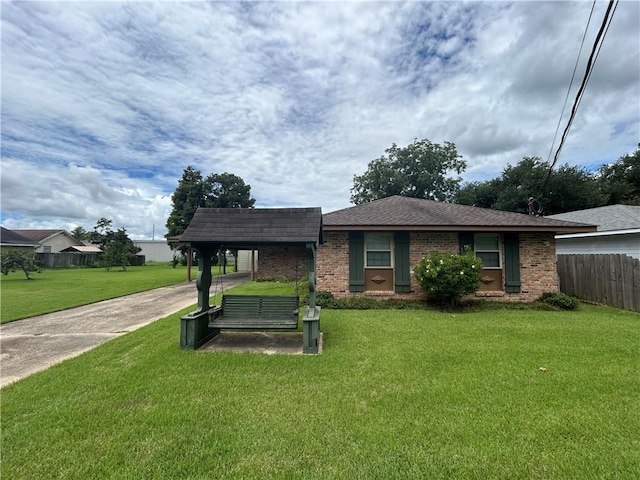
[555,228,640,240]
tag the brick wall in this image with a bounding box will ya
[256,245,309,281]
[518,233,558,300]
[317,230,558,302]
[317,232,350,296]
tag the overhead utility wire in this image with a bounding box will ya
[545,0,597,166]
[573,0,619,116]
[546,0,618,177]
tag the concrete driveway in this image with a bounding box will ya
[0,272,249,387]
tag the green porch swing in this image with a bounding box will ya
[178,207,323,354]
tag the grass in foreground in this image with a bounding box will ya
[1,288,638,479]
[0,263,216,323]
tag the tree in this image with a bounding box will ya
[598,145,640,205]
[165,167,256,240]
[350,138,466,205]
[165,166,206,241]
[1,249,39,279]
[455,157,605,215]
[165,167,256,278]
[70,226,89,242]
[88,218,141,271]
[205,172,255,209]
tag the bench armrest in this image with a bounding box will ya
[208,305,223,321]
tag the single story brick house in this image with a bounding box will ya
[313,196,596,302]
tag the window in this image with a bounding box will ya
[475,234,501,268]
[365,234,392,268]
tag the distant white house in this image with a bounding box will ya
[11,229,82,253]
[547,205,640,260]
[134,240,175,263]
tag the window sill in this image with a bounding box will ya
[475,291,505,297]
[364,290,396,296]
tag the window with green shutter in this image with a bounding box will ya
[349,231,411,293]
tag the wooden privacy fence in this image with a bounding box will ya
[557,254,640,312]
[38,252,101,268]
[37,253,145,268]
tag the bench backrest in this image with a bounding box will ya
[221,295,299,320]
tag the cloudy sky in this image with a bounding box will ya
[1,1,638,239]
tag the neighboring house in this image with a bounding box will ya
[316,196,596,302]
[11,229,82,253]
[547,205,640,260]
[0,227,40,251]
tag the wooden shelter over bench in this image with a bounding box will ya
[179,207,323,354]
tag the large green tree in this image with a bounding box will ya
[165,167,256,240]
[598,145,640,205]
[455,157,605,215]
[88,218,141,271]
[350,138,466,204]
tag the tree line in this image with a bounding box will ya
[351,139,639,215]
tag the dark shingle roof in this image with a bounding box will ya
[11,229,66,242]
[180,207,323,246]
[547,205,640,232]
[0,227,40,246]
[323,196,596,233]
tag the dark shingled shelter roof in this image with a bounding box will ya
[179,207,323,247]
[323,196,596,233]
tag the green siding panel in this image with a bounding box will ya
[349,232,365,292]
[394,232,411,293]
[504,233,521,293]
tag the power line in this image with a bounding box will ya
[545,0,597,166]
[574,0,620,116]
[544,0,619,182]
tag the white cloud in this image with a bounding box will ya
[1,1,638,238]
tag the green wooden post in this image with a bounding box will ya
[181,244,220,349]
[303,242,320,354]
[194,246,212,313]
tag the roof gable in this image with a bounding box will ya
[323,196,596,233]
[180,207,323,246]
[547,205,640,232]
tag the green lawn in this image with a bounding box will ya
[0,263,211,323]
[1,283,638,479]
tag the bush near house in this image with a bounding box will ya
[413,248,483,306]
[539,291,580,310]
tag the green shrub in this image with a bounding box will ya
[539,292,580,310]
[413,248,483,306]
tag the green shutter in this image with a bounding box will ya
[394,232,411,293]
[349,232,364,292]
[459,232,474,254]
[504,233,521,293]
